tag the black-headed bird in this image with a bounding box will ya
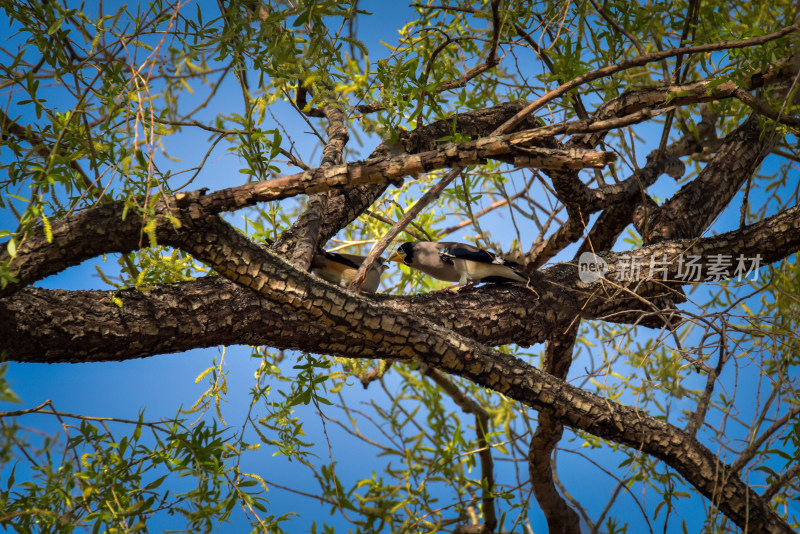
[389,241,528,287]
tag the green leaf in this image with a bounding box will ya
[47,18,64,35]
[6,238,17,258]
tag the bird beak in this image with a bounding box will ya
[389,251,404,263]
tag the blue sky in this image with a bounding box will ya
[2,1,799,532]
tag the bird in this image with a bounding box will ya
[311,251,388,292]
[389,241,528,287]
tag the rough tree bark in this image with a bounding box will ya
[1,7,799,534]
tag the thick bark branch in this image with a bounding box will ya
[312,101,588,246]
[577,114,714,255]
[222,101,565,258]
[277,105,348,266]
[1,201,146,298]
[3,12,799,534]
[3,200,800,336]
[646,113,780,241]
[518,75,751,268]
[4,205,800,531]
[529,323,582,534]
[1,271,791,532]
[188,137,612,215]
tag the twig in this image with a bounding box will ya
[440,188,528,236]
[422,365,497,532]
[364,210,430,241]
[495,22,800,136]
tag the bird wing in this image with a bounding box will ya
[322,251,362,270]
[439,245,501,265]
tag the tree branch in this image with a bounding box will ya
[278,105,349,268]
[529,323,582,534]
[495,23,800,136]
[423,366,497,532]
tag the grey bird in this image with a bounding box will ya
[311,251,388,292]
[389,241,528,287]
